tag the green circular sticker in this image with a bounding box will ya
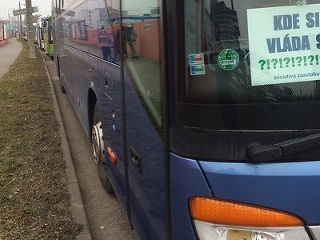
[217,49,239,70]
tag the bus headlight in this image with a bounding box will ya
[193,221,310,240]
[189,197,310,240]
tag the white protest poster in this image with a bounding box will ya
[247,4,320,86]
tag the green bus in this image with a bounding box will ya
[43,16,54,58]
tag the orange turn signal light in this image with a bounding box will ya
[107,147,117,164]
[189,196,303,227]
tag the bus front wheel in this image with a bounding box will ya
[92,104,114,193]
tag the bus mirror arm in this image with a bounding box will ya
[246,133,320,163]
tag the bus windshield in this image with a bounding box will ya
[172,0,320,161]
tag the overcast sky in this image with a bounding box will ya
[0,0,51,20]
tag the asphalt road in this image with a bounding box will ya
[41,50,139,240]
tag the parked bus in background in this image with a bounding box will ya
[52,0,320,239]
[35,16,45,50]
[43,16,54,58]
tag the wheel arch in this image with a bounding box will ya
[88,88,114,193]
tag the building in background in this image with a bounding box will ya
[0,20,8,46]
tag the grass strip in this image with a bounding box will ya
[0,40,83,239]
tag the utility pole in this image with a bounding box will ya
[26,0,36,58]
[19,0,22,39]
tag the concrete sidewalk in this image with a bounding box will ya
[0,38,23,79]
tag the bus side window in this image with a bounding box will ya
[121,0,162,130]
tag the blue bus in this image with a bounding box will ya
[52,0,320,239]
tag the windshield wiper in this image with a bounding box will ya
[246,133,320,163]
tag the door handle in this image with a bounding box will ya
[130,148,141,174]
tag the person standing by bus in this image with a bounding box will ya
[114,26,127,61]
[98,26,112,60]
[125,23,137,58]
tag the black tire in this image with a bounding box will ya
[60,82,66,93]
[92,103,114,193]
[57,57,66,94]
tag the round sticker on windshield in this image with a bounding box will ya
[217,49,239,70]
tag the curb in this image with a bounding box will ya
[40,50,93,240]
